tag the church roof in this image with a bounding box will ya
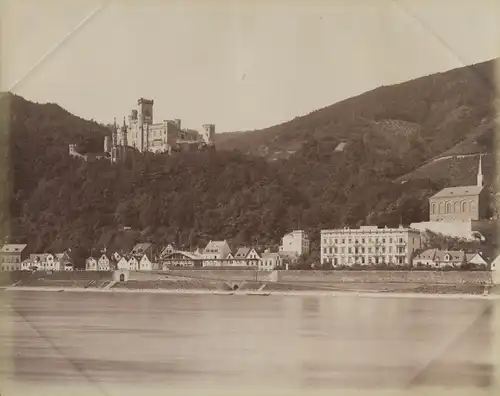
[431,185,483,199]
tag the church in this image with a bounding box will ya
[428,155,487,222]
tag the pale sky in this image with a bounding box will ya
[1,0,499,132]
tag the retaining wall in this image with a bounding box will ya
[167,269,493,285]
[276,270,493,285]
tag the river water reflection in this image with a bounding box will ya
[0,291,499,395]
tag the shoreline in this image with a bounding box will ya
[3,285,500,300]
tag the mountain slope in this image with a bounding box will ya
[217,58,497,173]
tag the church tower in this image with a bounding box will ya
[477,154,484,187]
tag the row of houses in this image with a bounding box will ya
[1,226,495,272]
[0,230,310,273]
[85,241,294,272]
[0,244,74,272]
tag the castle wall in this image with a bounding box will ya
[410,220,473,239]
[165,269,493,284]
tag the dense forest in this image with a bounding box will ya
[0,58,498,267]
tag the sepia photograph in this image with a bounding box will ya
[1,0,500,395]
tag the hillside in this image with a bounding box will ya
[1,59,499,267]
[217,59,497,171]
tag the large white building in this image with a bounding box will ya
[320,225,422,267]
[279,230,310,256]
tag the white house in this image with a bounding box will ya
[159,244,176,258]
[413,249,465,269]
[85,256,98,270]
[412,249,438,268]
[138,254,153,271]
[160,251,202,269]
[130,243,156,271]
[117,256,129,271]
[97,254,110,271]
[280,230,310,256]
[233,247,260,267]
[128,256,139,271]
[202,240,232,267]
[0,244,28,271]
[259,251,282,271]
[29,253,63,271]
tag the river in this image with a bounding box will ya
[0,290,499,396]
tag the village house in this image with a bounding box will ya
[233,247,260,267]
[412,249,466,269]
[130,243,156,271]
[160,250,202,269]
[201,240,231,267]
[259,251,282,271]
[116,256,130,271]
[56,252,74,271]
[27,252,73,271]
[0,244,28,271]
[279,230,310,256]
[465,252,488,268]
[86,253,111,271]
[221,251,235,266]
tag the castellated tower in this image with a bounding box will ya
[202,124,215,145]
[138,98,154,125]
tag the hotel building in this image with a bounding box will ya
[320,225,422,267]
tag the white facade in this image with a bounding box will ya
[320,225,422,267]
[259,252,282,271]
[97,254,110,271]
[138,254,153,271]
[111,98,215,156]
[86,257,97,270]
[30,253,62,271]
[202,240,232,266]
[279,230,309,256]
[117,257,129,271]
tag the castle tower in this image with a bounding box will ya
[112,117,118,146]
[137,98,154,125]
[202,124,215,145]
[477,154,484,187]
[121,117,128,147]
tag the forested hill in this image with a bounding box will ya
[216,58,497,165]
[0,58,498,266]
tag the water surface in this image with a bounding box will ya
[0,291,499,395]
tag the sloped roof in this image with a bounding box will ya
[131,243,152,254]
[1,244,27,253]
[465,252,485,262]
[234,247,250,258]
[413,248,437,261]
[431,185,483,199]
[435,250,464,262]
[204,240,228,252]
[162,251,202,260]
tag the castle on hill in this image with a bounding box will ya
[104,98,215,162]
[69,97,215,163]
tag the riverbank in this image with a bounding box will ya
[4,285,500,300]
